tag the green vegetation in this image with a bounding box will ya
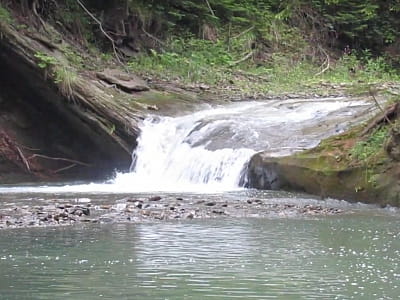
[14,0,399,96]
[350,126,389,186]
[0,3,12,24]
[350,127,388,162]
[34,52,58,69]
[127,38,399,96]
[54,65,78,99]
[34,52,78,98]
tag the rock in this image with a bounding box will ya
[100,205,111,210]
[149,196,162,201]
[133,201,143,209]
[73,209,83,216]
[96,69,150,92]
[185,212,194,219]
[386,125,400,161]
[147,105,159,111]
[247,146,400,206]
[76,198,91,204]
[99,216,114,223]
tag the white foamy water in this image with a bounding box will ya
[0,98,374,194]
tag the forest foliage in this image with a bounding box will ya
[2,0,400,92]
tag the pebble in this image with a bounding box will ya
[0,195,347,229]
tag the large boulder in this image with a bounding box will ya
[247,136,400,206]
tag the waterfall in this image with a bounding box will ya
[0,98,373,194]
[112,103,260,192]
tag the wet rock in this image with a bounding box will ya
[99,216,114,223]
[141,210,151,216]
[76,198,91,204]
[149,196,162,202]
[73,209,83,216]
[185,212,194,219]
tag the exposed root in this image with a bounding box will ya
[27,154,91,167]
[0,130,31,173]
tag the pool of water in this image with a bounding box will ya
[1,214,399,299]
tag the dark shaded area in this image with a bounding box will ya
[0,44,132,183]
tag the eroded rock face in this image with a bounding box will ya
[0,23,140,182]
[386,125,400,161]
[247,150,400,206]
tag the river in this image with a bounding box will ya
[1,97,399,299]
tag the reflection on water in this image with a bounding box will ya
[1,216,399,299]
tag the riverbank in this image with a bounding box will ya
[0,2,399,210]
[0,191,352,229]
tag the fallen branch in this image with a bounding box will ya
[232,26,254,40]
[229,51,254,67]
[27,154,91,167]
[54,163,77,173]
[369,88,393,125]
[314,46,330,76]
[15,146,31,172]
[361,102,398,136]
[141,27,166,48]
[76,0,123,64]
[204,0,216,17]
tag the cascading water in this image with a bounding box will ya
[113,104,259,192]
[0,98,374,193]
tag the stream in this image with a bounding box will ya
[1,97,400,299]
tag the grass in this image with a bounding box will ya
[54,66,78,99]
[34,52,78,99]
[127,36,400,97]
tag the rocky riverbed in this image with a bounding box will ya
[0,193,347,229]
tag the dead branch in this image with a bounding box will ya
[54,163,77,173]
[229,51,254,67]
[27,154,91,167]
[361,102,398,136]
[15,146,31,172]
[314,46,330,76]
[369,88,393,125]
[204,0,215,17]
[76,0,123,64]
[141,26,166,48]
[232,26,255,40]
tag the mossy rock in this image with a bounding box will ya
[247,148,400,206]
